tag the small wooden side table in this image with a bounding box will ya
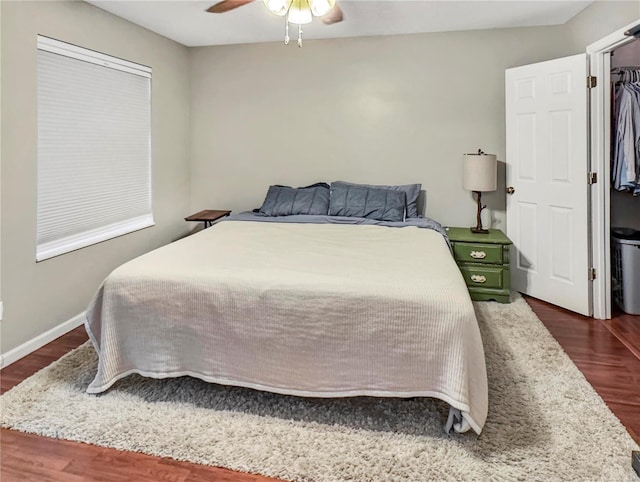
[184,210,231,228]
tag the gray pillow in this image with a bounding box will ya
[329,182,405,222]
[332,181,422,218]
[259,184,330,216]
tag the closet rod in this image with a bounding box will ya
[611,66,640,73]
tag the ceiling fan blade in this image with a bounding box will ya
[206,0,255,14]
[321,3,343,25]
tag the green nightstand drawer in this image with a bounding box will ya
[459,265,506,290]
[452,243,504,264]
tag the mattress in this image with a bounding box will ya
[85,220,488,434]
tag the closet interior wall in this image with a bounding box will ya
[610,39,640,231]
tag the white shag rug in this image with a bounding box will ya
[1,295,638,481]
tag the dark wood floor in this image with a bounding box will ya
[1,298,639,481]
[524,296,640,444]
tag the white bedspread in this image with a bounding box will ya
[85,221,488,434]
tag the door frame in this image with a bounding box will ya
[587,19,640,320]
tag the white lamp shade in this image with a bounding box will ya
[463,152,497,192]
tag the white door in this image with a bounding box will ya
[505,54,591,316]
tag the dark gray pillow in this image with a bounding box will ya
[329,182,405,222]
[333,181,422,218]
[259,184,330,216]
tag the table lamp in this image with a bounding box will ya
[463,149,497,234]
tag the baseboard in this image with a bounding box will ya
[0,312,85,369]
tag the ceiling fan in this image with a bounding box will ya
[206,0,344,47]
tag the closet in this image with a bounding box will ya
[610,39,640,316]
[505,21,640,319]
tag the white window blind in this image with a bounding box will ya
[36,36,153,261]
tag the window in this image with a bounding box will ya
[36,36,153,261]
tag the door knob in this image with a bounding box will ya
[506,187,515,195]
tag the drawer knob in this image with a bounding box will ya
[470,275,487,283]
[470,251,487,259]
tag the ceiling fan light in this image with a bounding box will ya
[309,0,335,17]
[287,0,313,24]
[263,0,292,16]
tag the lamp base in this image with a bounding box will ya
[471,191,490,234]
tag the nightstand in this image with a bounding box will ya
[184,209,231,228]
[446,227,512,303]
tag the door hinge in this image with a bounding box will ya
[588,172,597,184]
[587,76,597,88]
[589,267,596,281]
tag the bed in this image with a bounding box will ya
[84,212,488,435]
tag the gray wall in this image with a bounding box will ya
[564,0,640,51]
[2,0,638,356]
[0,1,191,354]
[189,26,576,229]
[189,1,639,231]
